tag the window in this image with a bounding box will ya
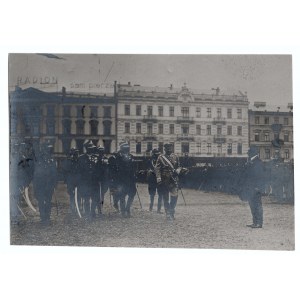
[125,122,130,133]
[147,142,153,152]
[284,118,288,125]
[76,139,84,152]
[147,106,153,116]
[227,109,232,119]
[255,132,260,142]
[125,105,130,116]
[207,143,211,154]
[158,123,163,134]
[196,107,201,118]
[284,132,289,142]
[182,124,189,135]
[147,123,153,135]
[77,106,84,118]
[169,124,174,134]
[207,125,211,135]
[181,107,189,117]
[136,123,141,134]
[32,120,40,136]
[237,143,242,155]
[196,125,201,135]
[169,106,174,117]
[103,106,112,118]
[63,106,71,117]
[227,143,232,155]
[76,120,85,135]
[158,142,164,153]
[136,105,141,116]
[47,105,55,116]
[264,132,270,142]
[62,119,71,135]
[181,142,189,154]
[90,106,98,118]
[274,116,279,124]
[46,120,55,135]
[217,125,222,135]
[217,144,222,154]
[136,142,141,154]
[255,116,260,124]
[158,106,164,117]
[285,149,289,159]
[265,148,270,159]
[227,126,232,136]
[237,126,242,136]
[217,108,222,118]
[197,143,201,154]
[264,117,269,125]
[62,139,71,154]
[237,108,242,119]
[274,132,279,140]
[89,120,98,136]
[103,140,111,154]
[103,120,111,135]
[207,108,211,118]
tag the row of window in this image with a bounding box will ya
[254,132,290,142]
[262,148,290,159]
[124,123,244,136]
[124,105,243,119]
[254,116,290,125]
[46,105,112,118]
[130,141,244,155]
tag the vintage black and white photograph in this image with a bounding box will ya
[8,54,294,250]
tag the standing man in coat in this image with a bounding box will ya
[155,143,181,221]
[238,147,265,228]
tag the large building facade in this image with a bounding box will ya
[116,83,249,159]
[249,102,293,162]
[10,87,117,160]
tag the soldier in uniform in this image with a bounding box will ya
[78,141,99,219]
[238,148,265,228]
[114,142,137,218]
[61,147,80,215]
[146,149,163,213]
[32,142,57,225]
[95,145,109,215]
[155,143,181,220]
[10,142,34,225]
[108,151,120,211]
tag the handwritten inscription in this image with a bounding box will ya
[70,82,114,89]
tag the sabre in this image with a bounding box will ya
[53,188,59,216]
[136,184,143,209]
[74,187,82,218]
[19,187,37,213]
[17,203,27,220]
[179,187,187,206]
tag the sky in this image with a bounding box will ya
[8,54,293,106]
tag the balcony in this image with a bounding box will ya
[143,115,158,123]
[214,135,226,143]
[177,134,195,141]
[212,117,226,124]
[177,116,194,123]
[143,134,157,141]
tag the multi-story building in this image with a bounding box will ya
[249,102,293,162]
[116,83,249,159]
[10,87,117,160]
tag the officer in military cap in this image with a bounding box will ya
[78,140,99,219]
[32,142,57,225]
[238,147,265,228]
[114,142,137,217]
[146,148,163,213]
[62,147,80,215]
[108,151,120,211]
[155,143,181,220]
[95,145,109,215]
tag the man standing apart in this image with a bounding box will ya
[155,143,180,220]
[238,147,265,228]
